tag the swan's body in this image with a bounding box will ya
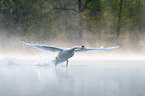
[21,42,119,66]
[55,47,78,66]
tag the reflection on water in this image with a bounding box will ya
[0,60,145,96]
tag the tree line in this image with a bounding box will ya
[0,0,145,50]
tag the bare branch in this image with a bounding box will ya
[58,0,62,7]
[53,8,77,12]
[81,0,92,12]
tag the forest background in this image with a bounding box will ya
[0,0,145,54]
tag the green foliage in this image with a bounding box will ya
[0,0,54,35]
[0,0,145,46]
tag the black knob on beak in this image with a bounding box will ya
[81,45,85,49]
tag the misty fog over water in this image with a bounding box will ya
[0,56,145,96]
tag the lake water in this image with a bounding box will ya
[0,58,145,96]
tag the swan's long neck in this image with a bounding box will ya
[68,47,79,52]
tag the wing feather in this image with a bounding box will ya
[20,42,63,52]
[75,46,119,52]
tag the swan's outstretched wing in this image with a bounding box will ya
[75,46,119,52]
[21,42,63,52]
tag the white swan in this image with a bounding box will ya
[21,42,119,67]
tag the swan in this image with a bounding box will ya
[21,42,119,67]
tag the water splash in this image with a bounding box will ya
[0,57,19,66]
[34,54,55,66]
[0,54,56,66]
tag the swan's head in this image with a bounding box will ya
[74,45,85,49]
[81,45,85,49]
[72,45,85,50]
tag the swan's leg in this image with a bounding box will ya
[66,60,68,67]
[55,57,58,67]
[55,63,57,67]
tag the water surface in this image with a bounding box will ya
[0,59,145,96]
